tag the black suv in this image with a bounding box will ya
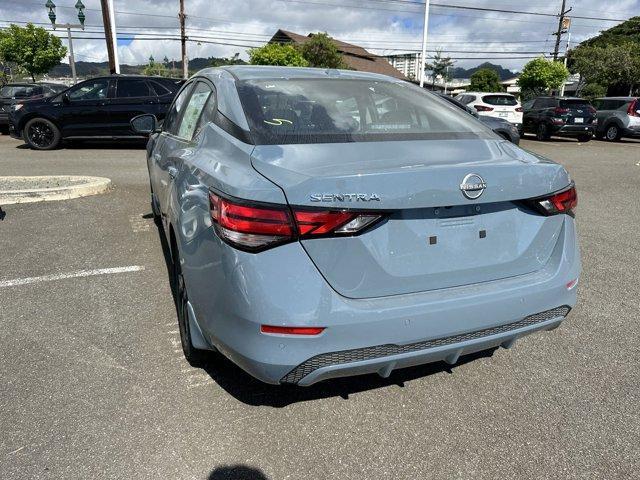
[1,82,67,129]
[522,96,596,142]
[9,75,183,149]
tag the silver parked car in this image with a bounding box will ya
[132,66,581,386]
[592,97,640,141]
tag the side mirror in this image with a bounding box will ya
[131,114,160,135]
[62,93,71,104]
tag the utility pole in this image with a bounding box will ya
[553,0,572,61]
[419,0,430,88]
[560,31,572,96]
[179,0,188,79]
[100,0,119,74]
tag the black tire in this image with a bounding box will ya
[577,134,592,143]
[536,122,550,141]
[605,124,621,142]
[172,238,208,367]
[23,117,61,150]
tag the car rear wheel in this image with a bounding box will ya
[24,118,61,150]
[605,124,621,141]
[172,239,208,367]
[536,122,550,141]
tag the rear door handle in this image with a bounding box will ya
[168,166,178,179]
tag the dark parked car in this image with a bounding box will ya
[437,93,520,144]
[522,96,596,142]
[8,75,184,149]
[592,97,640,141]
[0,82,67,129]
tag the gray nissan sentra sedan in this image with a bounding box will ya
[131,66,581,386]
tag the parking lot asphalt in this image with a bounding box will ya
[1,134,639,480]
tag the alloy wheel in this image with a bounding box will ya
[27,121,55,148]
[606,126,619,141]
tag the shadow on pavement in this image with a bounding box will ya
[208,465,269,480]
[152,212,498,407]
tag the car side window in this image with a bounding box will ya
[163,83,194,134]
[116,79,152,98]
[149,81,172,97]
[68,79,109,101]
[175,82,214,141]
[522,100,535,110]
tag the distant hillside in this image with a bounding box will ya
[449,62,517,80]
[48,56,246,77]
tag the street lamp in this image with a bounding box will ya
[46,0,85,84]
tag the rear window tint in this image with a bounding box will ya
[560,99,591,108]
[237,78,491,145]
[482,95,517,106]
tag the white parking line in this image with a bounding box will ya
[0,266,145,288]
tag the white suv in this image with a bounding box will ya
[455,92,523,131]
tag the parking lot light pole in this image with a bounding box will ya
[46,0,86,84]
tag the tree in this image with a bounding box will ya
[248,43,308,67]
[425,50,454,89]
[580,83,607,101]
[0,23,66,82]
[300,32,346,69]
[570,43,640,96]
[517,58,569,100]
[143,62,168,76]
[469,68,503,92]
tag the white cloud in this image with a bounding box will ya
[1,0,638,72]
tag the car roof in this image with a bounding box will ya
[204,65,400,82]
[595,96,635,101]
[463,92,515,96]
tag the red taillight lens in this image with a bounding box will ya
[628,99,639,117]
[554,107,569,115]
[474,105,493,112]
[261,325,325,335]
[209,192,384,252]
[210,193,295,251]
[588,106,597,115]
[531,184,578,216]
[515,107,523,112]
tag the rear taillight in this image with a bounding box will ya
[209,192,384,252]
[515,107,523,112]
[628,99,639,117]
[554,107,569,115]
[474,105,493,112]
[527,183,577,216]
[587,106,597,115]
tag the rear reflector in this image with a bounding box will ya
[261,325,325,335]
[210,192,384,252]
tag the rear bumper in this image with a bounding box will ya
[183,216,580,386]
[551,124,595,137]
[283,306,569,385]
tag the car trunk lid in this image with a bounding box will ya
[251,139,570,298]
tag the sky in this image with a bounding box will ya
[0,0,638,72]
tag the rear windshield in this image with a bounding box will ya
[237,78,491,145]
[560,99,591,108]
[482,95,517,106]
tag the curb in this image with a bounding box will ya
[0,176,112,205]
